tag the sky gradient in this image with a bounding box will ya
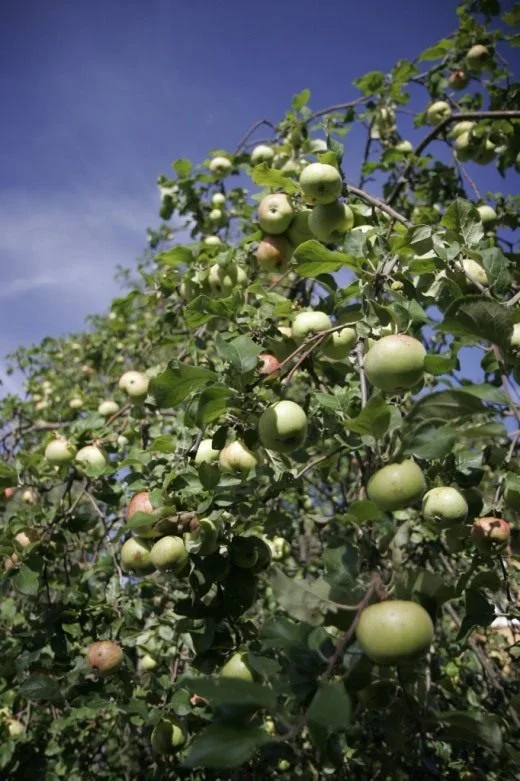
[1,0,518,396]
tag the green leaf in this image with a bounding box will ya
[149,361,216,408]
[353,71,386,94]
[173,158,192,177]
[294,240,360,278]
[402,422,457,459]
[19,674,61,702]
[270,568,342,626]
[181,677,276,709]
[195,386,233,425]
[408,389,487,421]
[457,588,495,641]
[440,295,513,349]
[435,711,503,754]
[0,461,17,489]
[13,564,40,596]
[215,334,263,373]
[292,88,311,110]
[260,617,311,650]
[307,681,352,731]
[198,462,220,490]
[184,294,241,327]
[346,396,392,439]
[150,435,177,453]
[418,37,453,61]
[424,353,457,375]
[250,163,298,194]
[441,199,483,247]
[480,247,512,295]
[156,245,193,266]
[183,724,270,769]
[345,500,383,522]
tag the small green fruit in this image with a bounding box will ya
[258,400,308,453]
[151,720,186,754]
[356,600,434,664]
[367,461,426,511]
[150,536,188,572]
[422,487,468,526]
[220,652,254,681]
[364,334,426,392]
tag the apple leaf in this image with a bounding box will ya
[19,674,61,702]
[457,588,495,641]
[250,163,298,194]
[346,396,392,439]
[307,681,352,731]
[215,334,263,373]
[439,295,513,349]
[294,240,360,277]
[181,677,276,709]
[270,567,345,626]
[434,711,503,754]
[424,353,458,375]
[183,724,270,769]
[408,389,487,421]
[441,199,483,247]
[184,293,243,327]
[156,245,193,266]
[0,461,17,488]
[344,500,383,522]
[292,88,311,110]
[402,422,457,459]
[195,386,234,425]
[480,247,512,295]
[13,564,40,597]
[149,362,216,408]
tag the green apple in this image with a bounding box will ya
[258,400,308,453]
[151,720,186,754]
[309,138,328,153]
[208,263,247,298]
[367,461,426,511]
[87,640,124,674]
[422,486,469,525]
[211,192,226,207]
[256,235,293,272]
[98,400,119,416]
[322,327,357,360]
[510,323,520,348]
[219,441,261,473]
[121,537,155,573]
[461,258,488,287]
[220,652,254,681]
[75,445,106,470]
[356,600,434,664]
[473,139,495,165]
[448,69,469,90]
[454,131,473,161]
[308,201,354,243]
[286,209,313,246]
[185,518,218,556]
[258,193,294,234]
[299,163,343,205]
[118,371,149,399]
[194,438,220,465]
[69,397,83,410]
[204,235,222,246]
[476,204,497,227]
[394,140,413,153]
[44,437,76,465]
[14,529,38,549]
[138,653,158,672]
[466,44,490,71]
[268,536,290,561]
[450,121,475,138]
[426,101,452,125]
[209,208,223,223]
[126,491,162,538]
[471,516,510,552]
[364,334,426,392]
[20,488,38,504]
[292,310,332,342]
[150,535,188,572]
[251,144,274,166]
[7,719,25,739]
[209,156,232,178]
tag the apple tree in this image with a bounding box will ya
[1,1,520,778]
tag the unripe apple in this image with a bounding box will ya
[461,258,488,288]
[194,438,220,465]
[151,720,186,754]
[138,653,158,672]
[69,397,83,410]
[45,438,76,465]
[185,518,219,556]
[204,235,222,246]
[309,138,328,153]
[258,400,307,453]
[454,132,473,161]
[286,209,313,247]
[126,491,162,538]
[510,323,520,348]
[219,441,261,473]
[367,461,426,511]
[118,370,149,399]
[426,101,452,125]
[209,208,223,223]
[450,121,475,138]
[14,529,38,549]
[211,192,226,207]
[473,139,495,165]
[422,486,468,526]
[4,553,20,571]
[87,640,124,674]
[292,310,332,342]
[268,536,290,561]
[281,157,301,176]
[356,600,434,665]
[466,44,490,71]
[75,445,106,470]
[209,156,232,178]
[220,652,254,681]
[299,163,342,205]
[251,144,274,166]
[258,353,280,379]
[207,263,247,298]
[35,400,49,411]
[98,400,120,416]
[121,537,155,573]
[308,201,354,243]
[471,516,510,552]
[7,719,25,739]
[448,69,469,90]
[258,193,294,234]
[21,488,38,504]
[364,334,426,392]
[322,327,357,360]
[256,235,293,272]
[394,140,413,153]
[476,204,497,227]
[150,535,188,572]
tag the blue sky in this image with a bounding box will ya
[0,0,518,396]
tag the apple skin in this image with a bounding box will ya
[422,486,469,526]
[69,397,83,409]
[7,719,25,739]
[75,445,106,470]
[258,400,308,454]
[426,101,452,125]
[466,44,490,71]
[185,518,219,556]
[151,720,186,754]
[21,488,38,504]
[268,536,290,561]
[220,652,254,681]
[150,535,188,572]
[258,193,294,234]
[292,310,332,342]
[454,132,473,161]
[209,208,223,223]
[204,235,222,246]
[45,438,77,465]
[450,121,475,138]
[118,371,149,399]
[14,529,38,549]
[138,653,158,672]
[87,640,124,674]
[367,461,426,511]
[209,156,232,178]
[258,353,281,380]
[394,140,413,153]
[471,516,510,552]
[256,235,293,272]
[448,69,469,90]
[510,323,520,348]
[461,258,488,288]
[299,163,342,205]
[286,209,313,246]
[219,441,261,473]
[211,192,226,207]
[473,139,495,165]
[121,537,155,574]
[322,327,357,360]
[251,144,274,166]
[126,491,162,538]
[356,600,434,665]
[98,400,119,416]
[3,487,16,502]
[208,263,247,298]
[308,201,354,243]
[364,334,426,393]
[194,438,220,465]
[476,204,497,227]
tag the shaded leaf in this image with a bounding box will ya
[149,362,216,408]
[440,295,513,349]
[294,240,360,277]
[181,677,276,709]
[19,674,60,702]
[308,681,352,731]
[184,724,270,769]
